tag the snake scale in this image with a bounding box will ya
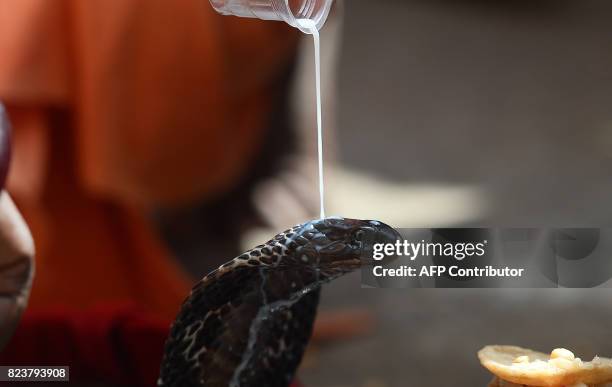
[158,217,399,387]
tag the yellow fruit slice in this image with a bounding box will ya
[478,345,612,387]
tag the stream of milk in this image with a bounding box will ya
[297,18,326,219]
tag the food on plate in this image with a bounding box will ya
[479,345,612,387]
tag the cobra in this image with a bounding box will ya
[158,217,400,387]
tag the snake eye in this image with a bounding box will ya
[354,230,365,241]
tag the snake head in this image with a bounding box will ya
[288,217,401,277]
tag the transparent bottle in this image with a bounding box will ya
[209,0,333,33]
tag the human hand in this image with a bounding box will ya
[0,106,34,350]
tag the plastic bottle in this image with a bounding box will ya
[209,0,333,33]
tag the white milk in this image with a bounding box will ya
[297,18,326,219]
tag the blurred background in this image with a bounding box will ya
[1,0,612,386]
[302,1,612,386]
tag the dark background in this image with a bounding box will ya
[301,0,612,385]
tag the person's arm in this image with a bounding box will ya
[0,106,34,351]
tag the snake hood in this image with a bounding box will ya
[159,217,400,387]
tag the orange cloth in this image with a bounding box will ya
[0,0,299,318]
